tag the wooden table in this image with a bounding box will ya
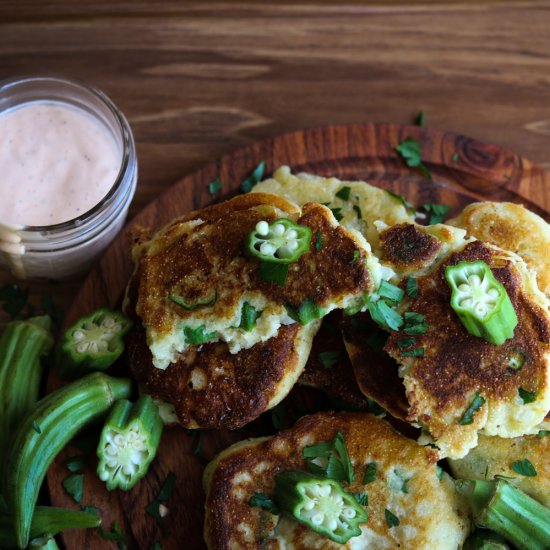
[1,1,550,546]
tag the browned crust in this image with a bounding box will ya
[127,322,303,429]
[385,240,550,422]
[204,412,440,549]
[379,223,442,271]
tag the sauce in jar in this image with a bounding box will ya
[0,101,122,226]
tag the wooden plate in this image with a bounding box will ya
[46,123,550,549]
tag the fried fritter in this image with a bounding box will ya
[203,412,470,549]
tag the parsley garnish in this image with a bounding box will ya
[146,471,177,528]
[63,454,88,473]
[378,280,404,303]
[422,203,451,225]
[518,388,536,404]
[537,430,549,438]
[363,462,377,484]
[353,204,362,219]
[258,261,288,286]
[353,492,368,505]
[458,393,485,425]
[238,302,261,332]
[248,493,280,515]
[397,338,416,349]
[351,250,359,264]
[240,161,266,193]
[385,189,416,215]
[451,152,460,162]
[385,508,400,527]
[405,277,418,299]
[511,459,537,477]
[318,350,341,369]
[367,298,404,332]
[303,432,355,483]
[403,311,428,335]
[415,111,426,127]
[395,137,432,179]
[183,325,219,345]
[208,177,222,195]
[62,473,84,503]
[314,230,323,252]
[330,207,343,222]
[335,186,351,201]
[401,347,424,357]
[98,521,127,547]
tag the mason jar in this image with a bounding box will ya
[0,75,137,280]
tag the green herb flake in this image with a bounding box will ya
[63,454,88,473]
[239,302,261,332]
[422,203,452,225]
[317,350,341,369]
[518,387,537,404]
[183,325,219,346]
[458,393,485,425]
[401,347,424,357]
[397,338,416,349]
[330,207,344,222]
[285,299,326,325]
[415,111,426,127]
[451,152,460,162]
[403,311,429,335]
[363,462,377,484]
[536,429,549,438]
[511,459,537,477]
[406,277,418,299]
[98,522,127,547]
[385,508,400,527]
[367,298,404,332]
[32,421,41,434]
[146,471,177,528]
[352,204,362,219]
[395,137,432,179]
[62,473,85,504]
[436,465,444,480]
[385,189,416,215]
[208,177,222,195]
[248,492,280,515]
[240,161,266,193]
[351,250,360,264]
[353,491,368,506]
[378,280,404,304]
[314,230,323,252]
[303,431,355,483]
[258,261,288,286]
[335,186,351,201]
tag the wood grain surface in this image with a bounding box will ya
[2,1,550,318]
[43,122,550,549]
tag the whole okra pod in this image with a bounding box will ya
[1,372,132,549]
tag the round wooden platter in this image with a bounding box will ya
[46,123,550,549]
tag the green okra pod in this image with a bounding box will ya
[96,394,163,491]
[1,372,132,549]
[0,504,100,549]
[0,316,53,469]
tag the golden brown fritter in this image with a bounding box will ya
[203,412,470,550]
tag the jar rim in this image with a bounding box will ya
[0,74,135,233]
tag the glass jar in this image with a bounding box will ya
[0,75,137,280]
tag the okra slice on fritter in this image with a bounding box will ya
[96,395,163,491]
[58,308,132,379]
[274,470,368,544]
[445,260,517,345]
[247,219,312,263]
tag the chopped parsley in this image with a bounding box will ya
[330,207,344,222]
[458,393,485,425]
[258,261,288,286]
[350,250,360,264]
[353,491,368,505]
[353,204,362,219]
[401,347,424,357]
[63,454,88,473]
[378,280,404,303]
[537,430,549,438]
[395,137,432,179]
[415,111,426,127]
[98,521,127,547]
[146,471,177,527]
[367,298,404,332]
[385,508,400,527]
[518,387,537,404]
[397,338,416,349]
[511,459,537,477]
[240,161,266,193]
[248,493,280,515]
[405,277,419,299]
[303,431,355,483]
[385,189,416,215]
[335,186,351,201]
[317,350,341,369]
[208,177,222,195]
[421,203,452,225]
[363,462,377,484]
[314,230,323,252]
[451,152,460,162]
[62,473,84,504]
[403,311,428,335]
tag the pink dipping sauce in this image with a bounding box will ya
[0,101,121,226]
